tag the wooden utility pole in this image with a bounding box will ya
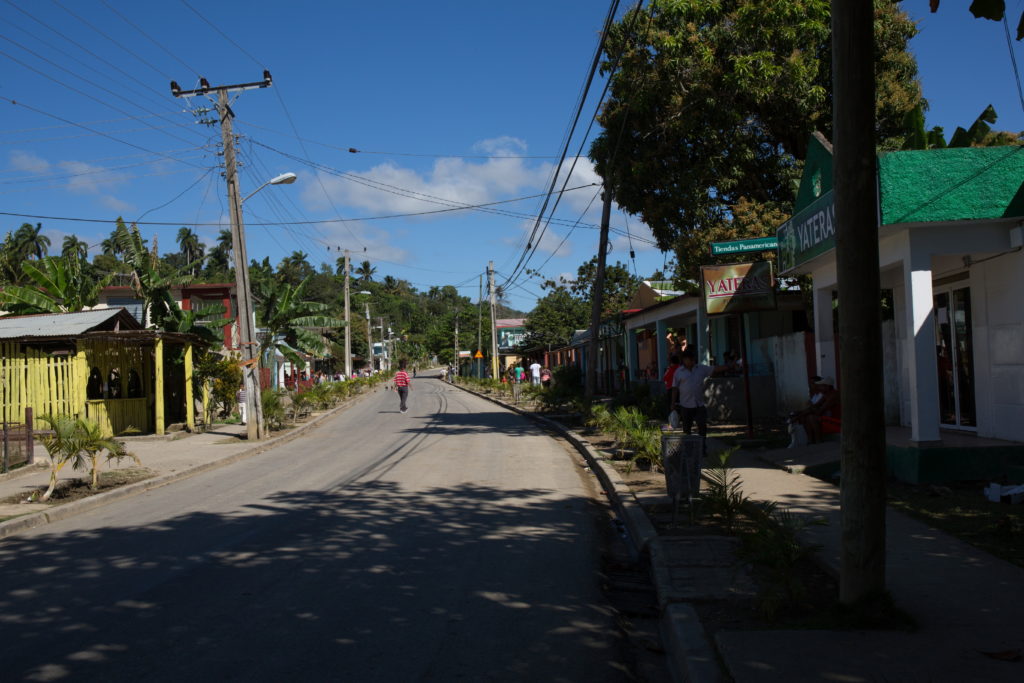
[488,262,499,380]
[343,250,352,379]
[454,309,460,376]
[172,73,274,441]
[477,273,483,378]
[585,189,613,398]
[832,0,887,604]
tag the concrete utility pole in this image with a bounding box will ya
[832,0,888,604]
[488,262,499,380]
[585,189,613,399]
[343,250,352,379]
[454,309,460,376]
[172,72,273,441]
[365,302,372,371]
[477,273,483,378]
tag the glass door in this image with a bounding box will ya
[933,287,976,429]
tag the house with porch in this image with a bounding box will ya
[0,308,204,437]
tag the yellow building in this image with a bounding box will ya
[0,308,202,436]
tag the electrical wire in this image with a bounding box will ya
[0,149,211,184]
[134,167,216,223]
[1003,14,1024,115]
[98,0,200,79]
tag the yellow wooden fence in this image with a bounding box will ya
[0,342,79,424]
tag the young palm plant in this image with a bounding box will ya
[77,417,138,490]
[38,415,85,501]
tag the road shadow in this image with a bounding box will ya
[0,481,630,682]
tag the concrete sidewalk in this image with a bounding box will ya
[714,445,1024,683]
[0,387,382,537]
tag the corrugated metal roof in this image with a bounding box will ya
[0,308,140,340]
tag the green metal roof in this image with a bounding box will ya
[878,145,1024,225]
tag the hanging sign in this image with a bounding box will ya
[700,261,776,315]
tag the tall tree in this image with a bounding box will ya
[278,250,315,287]
[590,0,922,282]
[176,227,205,276]
[61,235,89,262]
[355,260,376,283]
[0,257,109,315]
[12,222,51,260]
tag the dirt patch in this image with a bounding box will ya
[1,467,156,505]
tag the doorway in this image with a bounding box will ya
[933,286,976,429]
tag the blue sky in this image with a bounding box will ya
[2,1,1022,312]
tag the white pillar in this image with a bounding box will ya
[626,328,640,382]
[696,303,710,364]
[903,243,941,443]
[813,284,835,379]
[655,320,669,376]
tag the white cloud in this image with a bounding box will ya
[471,136,528,155]
[59,160,130,195]
[99,195,134,213]
[9,150,50,174]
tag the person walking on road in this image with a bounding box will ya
[394,360,411,413]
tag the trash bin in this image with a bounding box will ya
[661,430,703,503]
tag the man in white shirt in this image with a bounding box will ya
[529,360,542,385]
[672,348,734,452]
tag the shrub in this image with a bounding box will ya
[703,448,747,533]
[261,389,287,431]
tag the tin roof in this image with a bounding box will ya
[0,308,142,340]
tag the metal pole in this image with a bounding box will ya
[344,250,352,379]
[586,189,613,398]
[454,310,459,377]
[217,89,263,441]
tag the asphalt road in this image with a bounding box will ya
[0,377,633,682]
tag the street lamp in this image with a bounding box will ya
[232,171,297,441]
[242,172,297,204]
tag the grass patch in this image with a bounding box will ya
[888,480,1024,568]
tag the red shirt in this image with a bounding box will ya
[393,371,410,387]
[662,364,679,390]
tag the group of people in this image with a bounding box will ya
[505,360,552,387]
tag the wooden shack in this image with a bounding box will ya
[0,309,201,436]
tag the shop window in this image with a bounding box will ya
[86,367,103,399]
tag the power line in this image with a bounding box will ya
[0,148,211,184]
[134,168,216,223]
[1003,14,1024,115]
[98,0,200,78]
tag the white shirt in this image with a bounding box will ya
[672,364,714,408]
[529,362,541,378]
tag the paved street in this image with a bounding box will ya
[0,378,632,682]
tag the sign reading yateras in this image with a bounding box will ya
[700,261,776,316]
[710,236,779,255]
[776,189,835,274]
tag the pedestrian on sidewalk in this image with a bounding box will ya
[529,359,542,385]
[672,348,734,453]
[394,360,411,413]
[236,385,247,425]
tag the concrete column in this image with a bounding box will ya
[903,244,941,443]
[813,285,835,380]
[696,303,710,364]
[655,320,669,377]
[626,328,640,382]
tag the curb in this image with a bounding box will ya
[450,382,724,683]
[0,386,383,541]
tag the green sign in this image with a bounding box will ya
[776,189,835,274]
[710,236,778,255]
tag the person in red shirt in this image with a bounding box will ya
[662,354,680,413]
[393,360,411,413]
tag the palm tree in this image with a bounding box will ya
[254,276,345,386]
[0,257,110,315]
[355,260,376,283]
[77,418,136,490]
[61,235,89,262]
[117,223,191,328]
[176,227,205,275]
[12,223,50,260]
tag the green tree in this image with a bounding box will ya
[176,227,205,276]
[355,260,376,283]
[61,235,89,262]
[12,222,51,260]
[278,250,315,287]
[0,257,109,315]
[590,0,922,282]
[254,276,345,382]
[116,221,189,329]
[524,285,588,349]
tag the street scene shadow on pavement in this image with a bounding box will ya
[0,481,632,682]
